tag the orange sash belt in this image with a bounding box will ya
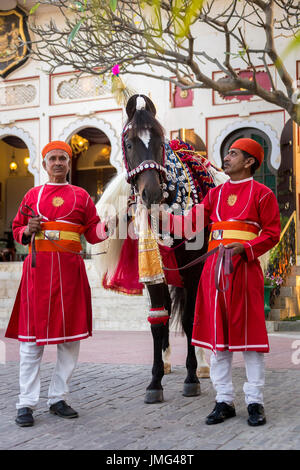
[29,222,85,254]
[208,221,259,251]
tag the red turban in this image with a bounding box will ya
[230,138,264,167]
[42,141,72,159]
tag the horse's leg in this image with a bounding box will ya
[145,283,170,404]
[196,347,210,378]
[181,286,201,397]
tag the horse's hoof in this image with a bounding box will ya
[182,383,201,397]
[164,363,171,375]
[197,366,210,378]
[144,390,164,404]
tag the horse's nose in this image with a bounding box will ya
[142,186,163,209]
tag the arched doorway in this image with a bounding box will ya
[220,127,277,196]
[68,127,117,204]
[0,135,34,261]
[67,127,117,258]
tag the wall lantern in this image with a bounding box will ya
[9,153,18,174]
[70,134,89,155]
[99,145,111,157]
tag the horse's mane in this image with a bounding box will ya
[93,171,131,281]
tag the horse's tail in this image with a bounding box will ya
[169,285,186,333]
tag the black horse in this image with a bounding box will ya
[97,94,225,403]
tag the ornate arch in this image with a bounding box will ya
[0,125,39,184]
[212,119,281,170]
[58,116,121,173]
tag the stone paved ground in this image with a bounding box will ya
[1,331,300,452]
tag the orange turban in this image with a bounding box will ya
[230,138,264,167]
[42,141,72,159]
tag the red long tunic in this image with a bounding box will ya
[5,183,108,345]
[169,177,281,353]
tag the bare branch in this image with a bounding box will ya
[25,0,300,125]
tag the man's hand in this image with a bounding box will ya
[225,242,245,256]
[23,216,43,237]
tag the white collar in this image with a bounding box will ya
[229,177,253,184]
[46,182,69,186]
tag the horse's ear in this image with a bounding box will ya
[126,94,156,120]
[143,95,156,116]
[126,95,138,121]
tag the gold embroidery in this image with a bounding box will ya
[52,196,64,207]
[227,194,237,206]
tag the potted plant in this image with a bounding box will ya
[264,272,283,318]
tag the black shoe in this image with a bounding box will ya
[15,407,34,427]
[206,402,236,425]
[247,403,266,426]
[49,400,78,419]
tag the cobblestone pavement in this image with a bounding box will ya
[1,358,300,451]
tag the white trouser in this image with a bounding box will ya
[210,350,265,406]
[17,341,80,410]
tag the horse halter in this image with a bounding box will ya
[121,126,167,184]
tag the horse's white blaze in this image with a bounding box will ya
[138,129,151,149]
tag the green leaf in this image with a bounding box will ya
[74,1,88,12]
[281,30,300,59]
[29,2,41,15]
[67,19,84,45]
[109,0,118,11]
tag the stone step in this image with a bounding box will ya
[279,286,298,297]
[272,294,298,312]
[0,308,11,329]
[0,270,22,281]
[284,277,298,287]
[0,298,14,309]
[269,308,290,321]
[283,272,300,287]
[0,280,19,299]
[289,265,300,276]
[266,320,300,332]
[0,260,150,331]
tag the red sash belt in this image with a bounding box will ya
[208,221,259,251]
[29,222,85,265]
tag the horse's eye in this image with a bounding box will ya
[126,143,132,150]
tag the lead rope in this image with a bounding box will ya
[162,244,234,292]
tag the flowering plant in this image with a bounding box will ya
[264,272,283,288]
[111,64,120,76]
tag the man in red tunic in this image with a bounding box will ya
[167,138,281,426]
[5,141,113,427]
